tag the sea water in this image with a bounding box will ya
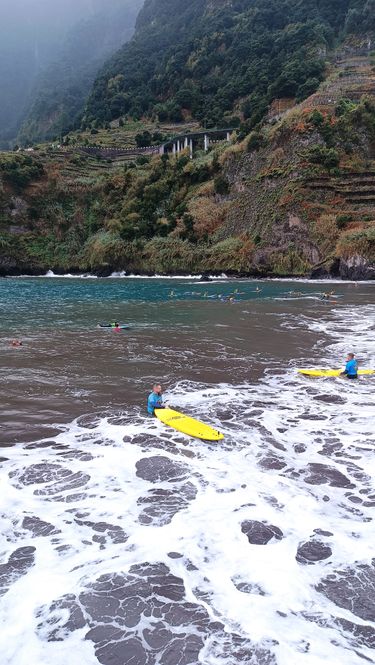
[0,277,374,665]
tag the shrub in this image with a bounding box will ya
[336,226,375,260]
[246,131,264,152]
[142,237,198,272]
[0,154,44,189]
[269,249,310,275]
[82,231,127,268]
[306,145,339,170]
[188,197,228,238]
[136,155,150,166]
[336,214,353,229]
[214,175,230,195]
[205,236,254,272]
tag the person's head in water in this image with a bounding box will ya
[153,383,162,395]
[11,339,22,347]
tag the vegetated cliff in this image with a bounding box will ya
[85,0,374,130]
[17,0,142,147]
[0,51,374,279]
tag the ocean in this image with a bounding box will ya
[0,276,374,665]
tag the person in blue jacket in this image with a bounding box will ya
[341,353,358,379]
[147,384,164,415]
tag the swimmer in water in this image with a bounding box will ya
[11,339,22,347]
[341,352,358,379]
[147,383,164,415]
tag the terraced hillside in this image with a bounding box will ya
[0,45,374,278]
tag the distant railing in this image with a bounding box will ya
[52,127,236,160]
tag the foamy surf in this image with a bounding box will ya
[0,304,374,665]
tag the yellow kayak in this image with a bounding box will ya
[298,369,375,377]
[155,408,224,441]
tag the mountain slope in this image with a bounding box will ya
[1,1,374,279]
[1,50,374,279]
[85,0,375,129]
[17,0,142,146]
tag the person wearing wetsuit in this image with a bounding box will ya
[342,353,358,379]
[147,384,164,415]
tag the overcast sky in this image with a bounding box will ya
[0,0,101,47]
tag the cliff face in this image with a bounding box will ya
[217,47,375,279]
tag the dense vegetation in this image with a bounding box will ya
[85,0,375,130]
[18,0,142,146]
[1,0,374,278]
[1,92,374,277]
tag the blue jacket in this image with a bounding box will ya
[344,359,358,377]
[147,391,163,415]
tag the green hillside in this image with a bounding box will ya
[1,0,374,279]
[85,0,375,130]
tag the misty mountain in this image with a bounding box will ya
[17,0,142,145]
[85,0,375,129]
[0,0,99,145]
[0,0,142,147]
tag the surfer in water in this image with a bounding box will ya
[341,353,358,379]
[147,384,164,415]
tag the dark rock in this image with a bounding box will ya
[339,256,375,281]
[241,520,283,545]
[296,541,332,564]
[310,266,331,280]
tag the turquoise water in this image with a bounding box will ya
[0,276,358,331]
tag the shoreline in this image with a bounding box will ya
[2,270,374,284]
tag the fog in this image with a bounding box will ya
[0,0,134,141]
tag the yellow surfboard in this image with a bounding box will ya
[155,408,224,441]
[298,369,375,377]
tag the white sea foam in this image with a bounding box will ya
[0,304,374,664]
